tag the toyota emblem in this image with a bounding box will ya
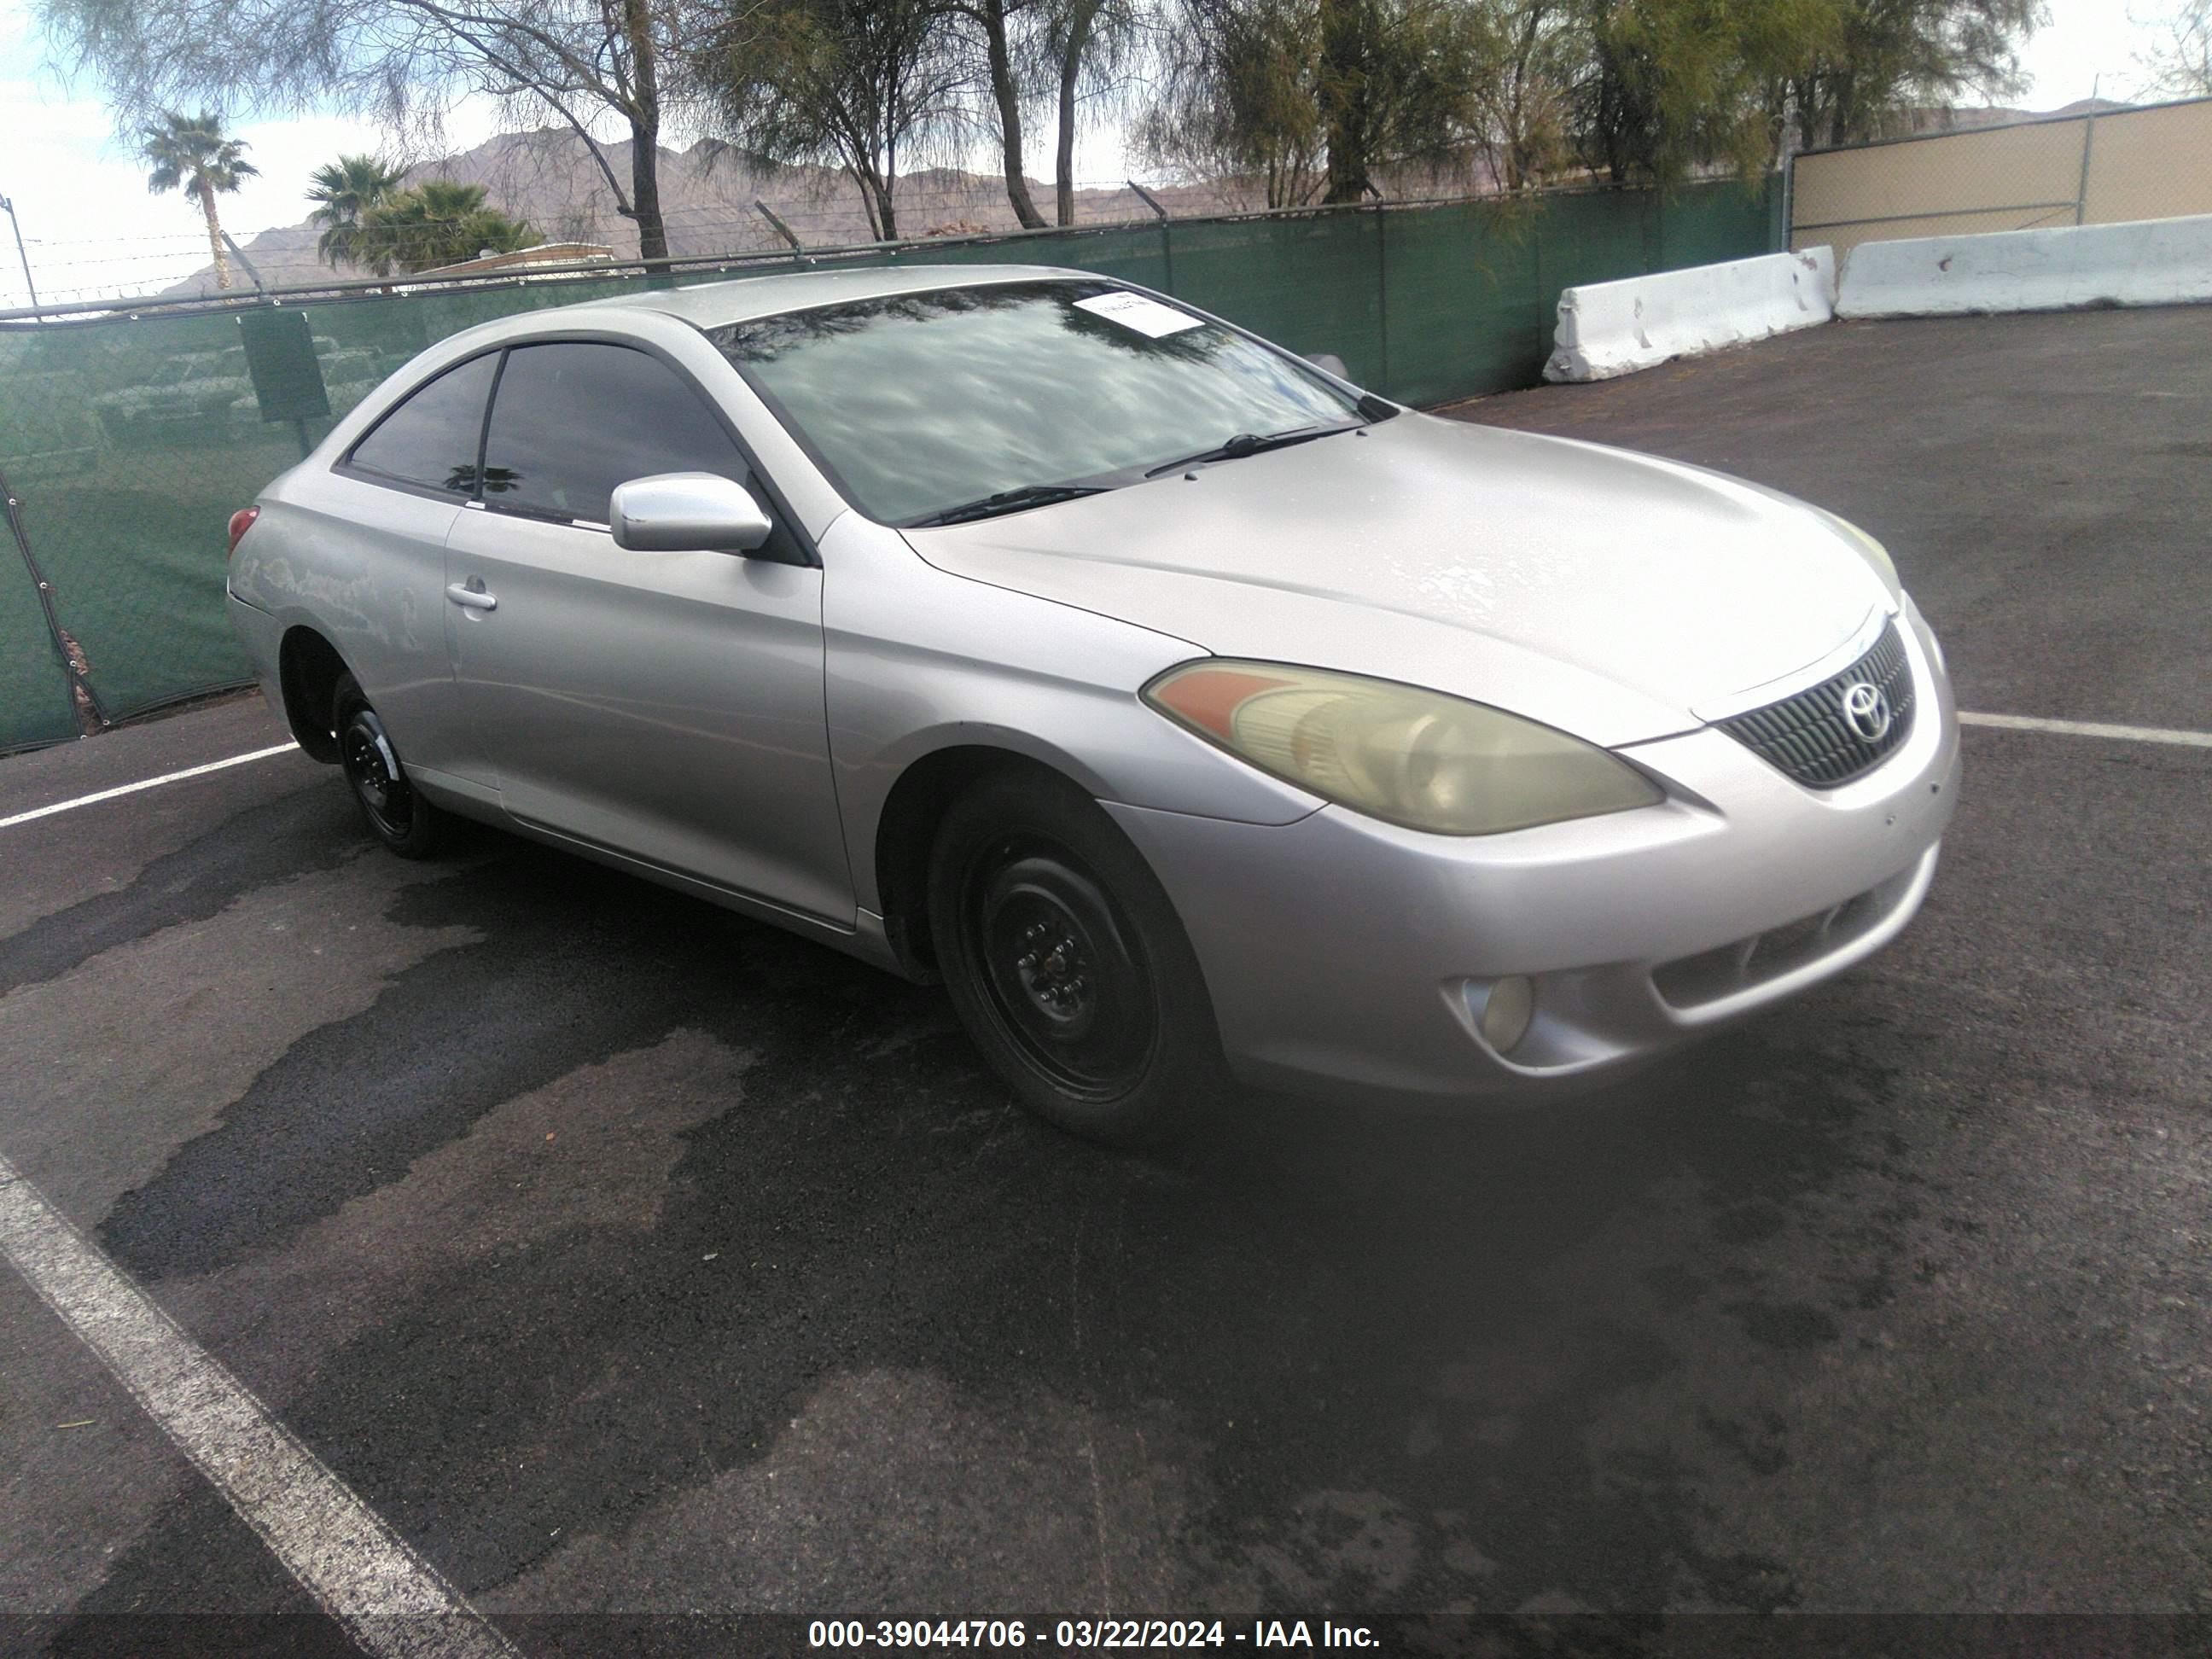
[1841,681,1892,743]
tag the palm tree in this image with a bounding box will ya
[355,180,539,276]
[306,154,409,270]
[140,110,259,292]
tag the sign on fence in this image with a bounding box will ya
[238,309,331,425]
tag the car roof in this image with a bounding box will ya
[569,262,1095,329]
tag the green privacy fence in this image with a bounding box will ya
[0,175,1776,754]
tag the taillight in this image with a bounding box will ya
[226,505,259,557]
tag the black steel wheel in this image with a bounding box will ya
[966,843,1156,1101]
[928,770,1227,1144]
[331,672,441,859]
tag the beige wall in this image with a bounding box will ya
[2083,100,2212,224]
[1790,98,2212,259]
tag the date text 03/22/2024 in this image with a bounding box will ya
[806,1619,1382,1649]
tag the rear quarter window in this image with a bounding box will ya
[346,352,499,495]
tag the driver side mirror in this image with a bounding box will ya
[609,472,773,554]
[1304,352,1350,380]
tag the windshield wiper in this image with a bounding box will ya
[905,482,1111,528]
[1144,422,1351,478]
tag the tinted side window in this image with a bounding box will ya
[480,342,757,529]
[346,353,498,494]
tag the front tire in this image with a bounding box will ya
[332,672,441,859]
[927,771,1227,1145]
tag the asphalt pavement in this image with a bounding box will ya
[1,307,2207,1656]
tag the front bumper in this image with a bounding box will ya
[1107,599,1960,1103]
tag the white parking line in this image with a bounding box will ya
[0,742,300,830]
[1959,712,2212,748]
[0,1153,519,1659]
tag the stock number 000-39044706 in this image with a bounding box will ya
[808,1619,1249,1649]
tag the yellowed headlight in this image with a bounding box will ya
[1145,661,1663,835]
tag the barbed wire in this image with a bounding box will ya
[14,248,273,271]
[9,175,1163,251]
[24,231,224,248]
[0,169,1298,311]
[14,203,1163,273]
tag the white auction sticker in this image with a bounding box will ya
[1073,290,1206,339]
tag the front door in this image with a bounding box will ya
[443,340,852,926]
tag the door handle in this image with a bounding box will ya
[445,580,497,612]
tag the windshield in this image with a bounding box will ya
[707,282,1375,526]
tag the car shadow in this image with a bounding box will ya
[79,820,1915,1619]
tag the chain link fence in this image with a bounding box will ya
[1789,95,2212,259]
[0,176,1777,754]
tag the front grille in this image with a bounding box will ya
[1717,620,1915,789]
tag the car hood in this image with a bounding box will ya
[904,412,1895,747]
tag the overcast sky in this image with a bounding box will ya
[0,0,2178,311]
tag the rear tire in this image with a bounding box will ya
[927,771,1227,1146]
[332,672,441,859]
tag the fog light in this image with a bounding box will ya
[1478,975,1534,1054]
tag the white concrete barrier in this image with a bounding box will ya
[1837,214,2212,317]
[1544,247,1837,382]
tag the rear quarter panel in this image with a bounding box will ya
[229,468,471,773]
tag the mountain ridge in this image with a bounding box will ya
[161,129,1261,299]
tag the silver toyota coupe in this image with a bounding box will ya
[224,265,1959,1144]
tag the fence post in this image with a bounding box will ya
[1374,202,1390,396]
[219,230,266,294]
[2074,110,2098,225]
[2,458,100,734]
[1128,181,1173,294]
[1530,201,1546,376]
[0,195,38,316]
[754,201,802,252]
